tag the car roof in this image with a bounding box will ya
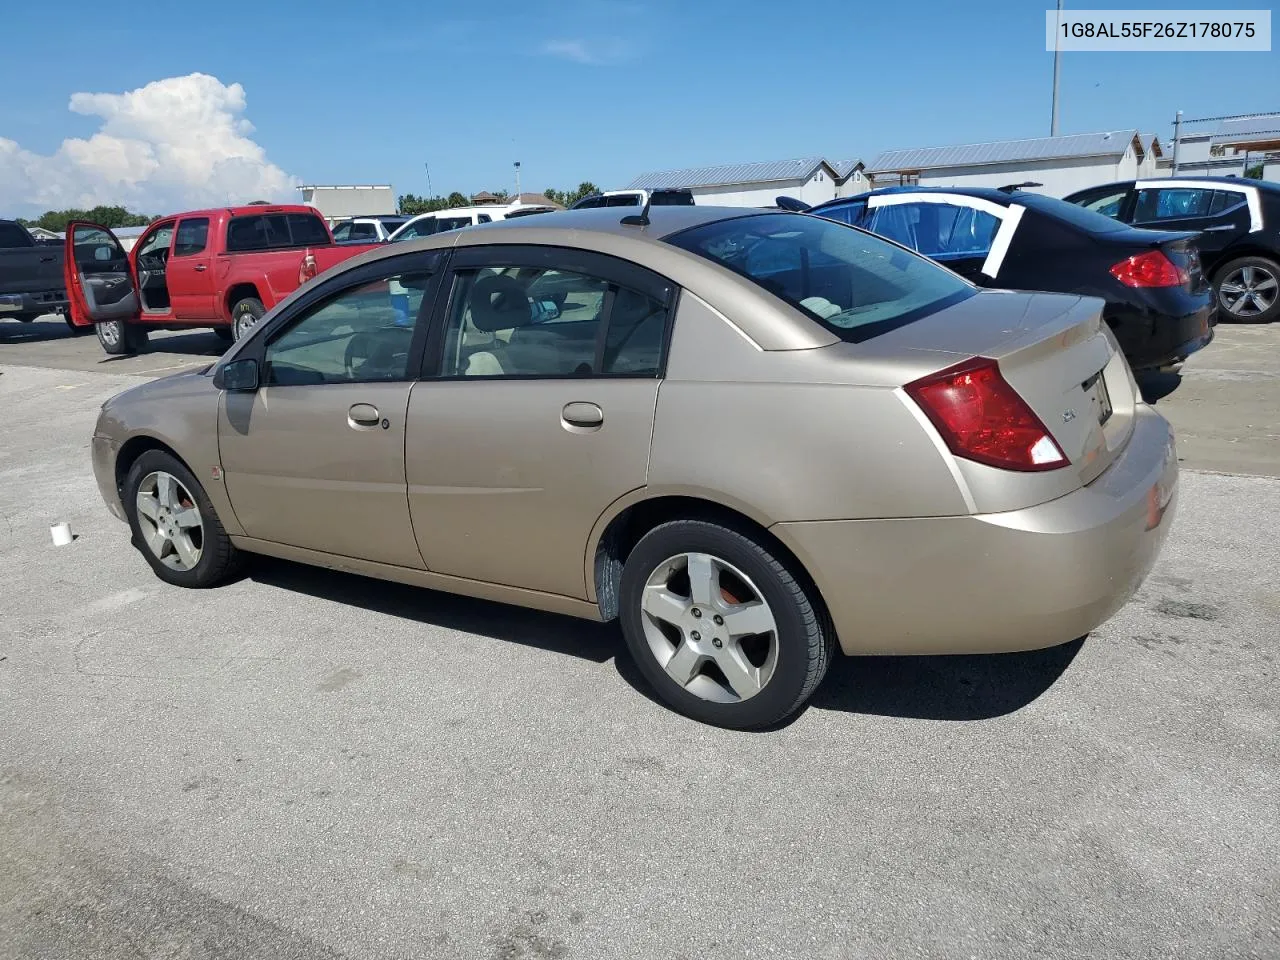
[1063,176,1280,198]
[812,186,1019,211]
[465,204,756,240]
[153,203,322,221]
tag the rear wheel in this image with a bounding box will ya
[96,320,147,355]
[1215,256,1280,323]
[123,450,242,588]
[231,297,265,341]
[618,520,834,729]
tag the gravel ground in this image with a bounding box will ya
[0,360,1277,960]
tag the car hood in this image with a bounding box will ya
[97,366,219,440]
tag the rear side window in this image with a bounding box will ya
[1208,189,1247,215]
[604,194,641,207]
[1134,187,1214,221]
[0,222,34,248]
[226,213,330,251]
[667,213,974,342]
[173,218,210,256]
[348,222,379,240]
[813,201,865,226]
[868,202,999,257]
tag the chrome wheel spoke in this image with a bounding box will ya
[1254,275,1278,293]
[1219,281,1245,295]
[171,532,200,570]
[715,644,764,700]
[664,642,705,686]
[642,585,689,628]
[1241,266,1255,286]
[172,506,201,529]
[1229,291,1252,311]
[685,553,719,606]
[142,523,168,557]
[720,601,776,640]
[136,495,161,521]
[156,473,178,510]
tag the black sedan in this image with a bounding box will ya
[796,186,1214,371]
[1064,176,1280,324]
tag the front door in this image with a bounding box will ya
[217,254,442,567]
[406,246,676,598]
[169,216,216,319]
[62,221,139,327]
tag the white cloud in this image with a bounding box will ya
[0,73,295,215]
[540,38,633,65]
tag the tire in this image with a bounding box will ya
[64,315,92,336]
[230,297,265,341]
[1214,256,1280,324]
[618,519,834,729]
[213,327,234,342]
[13,313,37,323]
[123,449,242,588]
[95,320,148,355]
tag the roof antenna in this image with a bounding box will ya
[620,194,652,226]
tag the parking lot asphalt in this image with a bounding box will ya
[1,323,1279,959]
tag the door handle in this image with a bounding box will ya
[562,401,603,429]
[39,256,56,263]
[348,403,382,429]
[194,263,208,271]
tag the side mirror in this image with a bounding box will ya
[214,358,260,392]
[94,246,113,261]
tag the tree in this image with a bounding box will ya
[446,191,469,208]
[17,206,154,231]
[543,182,600,207]
[1245,162,1264,180]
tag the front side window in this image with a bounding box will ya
[394,217,436,241]
[173,218,209,257]
[440,264,668,378]
[331,221,353,241]
[868,202,999,257]
[667,213,973,342]
[435,217,473,233]
[264,271,431,385]
[1134,188,1214,222]
[136,224,175,259]
[348,222,379,241]
[813,201,865,226]
[1077,188,1129,219]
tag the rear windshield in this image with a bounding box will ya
[0,222,34,248]
[226,212,331,252]
[667,213,974,341]
[1016,193,1130,234]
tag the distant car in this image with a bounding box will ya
[0,219,70,327]
[387,205,555,242]
[801,186,1215,371]
[89,206,1176,729]
[331,216,409,244]
[1064,177,1280,324]
[571,189,695,209]
[63,205,381,354]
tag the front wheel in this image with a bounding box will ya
[96,320,147,355]
[618,520,834,729]
[230,297,265,341]
[1215,256,1280,323]
[123,450,242,588]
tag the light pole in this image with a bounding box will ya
[1051,0,1063,136]
[514,161,521,201]
[424,162,432,199]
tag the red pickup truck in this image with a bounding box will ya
[63,205,379,355]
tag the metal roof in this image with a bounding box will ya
[867,130,1141,173]
[830,158,864,178]
[1213,114,1280,145]
[626,157,832,190]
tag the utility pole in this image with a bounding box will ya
[1051,0,1063,136]
[514,161,521,201]
[1172,111,1182,175]
[424,162,432,198]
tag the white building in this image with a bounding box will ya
[625,157,867,208]
[1166,114,1280,179]
[299,184,397,224]
[867,130,1153,197]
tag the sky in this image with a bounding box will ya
[0,0,1276,216]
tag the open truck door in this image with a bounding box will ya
[63,221,146,355]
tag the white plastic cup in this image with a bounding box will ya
[50,522,73,547]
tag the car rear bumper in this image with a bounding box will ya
[91,435,127,522]
[0,290,68,315]
[775,405,1177,656]
[1109,296,1214,370]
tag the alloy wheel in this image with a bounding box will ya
[135,471,204,571]
[98,321,121,346]
[640,552,779,703]
[1219,264,1278,319]
[233,309,258,340]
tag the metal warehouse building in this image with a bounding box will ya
[867,130,1164,197]
[625,157,869,208]
[299,184,397,224]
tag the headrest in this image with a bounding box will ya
[469,274,532,332]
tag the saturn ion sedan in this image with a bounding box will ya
[88,206,1178,728]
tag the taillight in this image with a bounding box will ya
[298,252,318,285]
[1109,249,1186,288]
[905,357,1068,472]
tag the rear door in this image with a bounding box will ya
[864,195,1010,284]
[1132,181,1257,267]
[404,244,676,598]
[62,222,139,326]
[169,216,215,319]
